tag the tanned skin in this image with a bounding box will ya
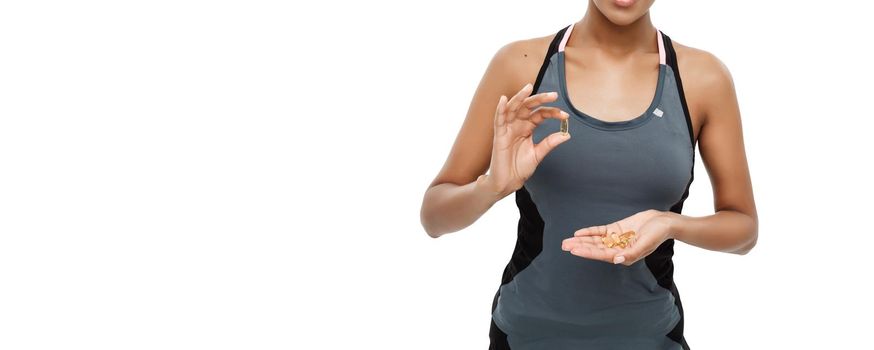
[420,0,758,266]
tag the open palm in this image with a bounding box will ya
[561,209,674,266]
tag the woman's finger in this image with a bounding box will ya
[505,83,534,123]
[617,247,653,266]
[532,131,571,163]
[614,234,655,266]
[521,91,559,110]
[562,235,627,264]
[494,95,508,136]
[561,236,596,251]
[574,225,606,237]
[526,106,568,125]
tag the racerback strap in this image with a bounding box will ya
[532,26,571,94]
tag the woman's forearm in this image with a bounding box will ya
[663,209,758,255]
[420,177,504,238]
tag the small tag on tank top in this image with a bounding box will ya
[653,108,664,117]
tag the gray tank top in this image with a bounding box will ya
[489,23,697,350]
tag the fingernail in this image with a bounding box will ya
[549,92,557,97]
[613,256,625,264]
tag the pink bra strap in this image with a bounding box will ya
[558,22,666,65]
[656,28,666,65]
[558,22,575,52]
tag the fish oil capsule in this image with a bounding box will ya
[601,235,614,247]
[560,118,569,135]
[601,230,636,250]
[620,231,636,248]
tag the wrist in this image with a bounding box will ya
[661,211,684,241]
[475,174,504,202]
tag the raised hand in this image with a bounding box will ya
[477,83,571,198]
[560,209,675,266]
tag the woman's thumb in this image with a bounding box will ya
[533,131,571,162]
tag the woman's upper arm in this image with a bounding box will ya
[686,49,758,221]
[427,39,545,189]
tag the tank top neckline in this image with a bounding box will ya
[556,22,667,131]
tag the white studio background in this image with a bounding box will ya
[0,1,871,349]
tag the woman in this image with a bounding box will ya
[419,0,758,349]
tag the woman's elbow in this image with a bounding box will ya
[420,191,444,239]
[734,217,759,255]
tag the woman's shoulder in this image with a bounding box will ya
[671,39,735,96]
[670,38,739,129]
[494,31,556,60]
[487,31,558,89]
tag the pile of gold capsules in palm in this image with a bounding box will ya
[601,230,637,249]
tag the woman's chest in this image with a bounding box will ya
[525,116,694,213]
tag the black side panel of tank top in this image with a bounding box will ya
[490,25,569,350]
[644,31,694,350]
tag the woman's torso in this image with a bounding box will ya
[489,23,696,350]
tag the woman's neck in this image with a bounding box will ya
[572,2,658,57]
